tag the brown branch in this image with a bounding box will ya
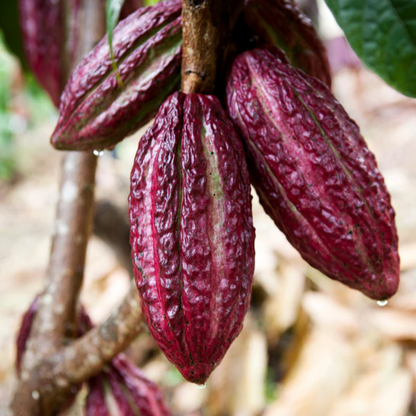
[10,155,98,416]
[34,152,98,355]
[181,0,245,94]
[10,1,106,414]
[53,282,143,386]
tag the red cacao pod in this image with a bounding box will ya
[18,0,83,106]
[86,358,171,416]
[129,92,255,384]
[50,0,182,151]
[16,295,39,375]
[226,45,399,301]
[243,0,331,87]
[18,0,143,106]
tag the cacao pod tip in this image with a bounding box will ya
[363,271,399,301]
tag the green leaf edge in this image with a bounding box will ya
[324,0,416,98]
[106,0,126,87]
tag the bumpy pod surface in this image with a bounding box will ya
[129,92,255,384]
[18,0,147,108]
[51,0,182,151]
[19,0,82,106]
[86,355,171,416]
[243,0,331,88]
[226,46,399,300]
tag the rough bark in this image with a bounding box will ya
[181,0,244,94]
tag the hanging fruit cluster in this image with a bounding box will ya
[41,0,399,385]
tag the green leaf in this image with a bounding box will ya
[325,0,416,98]
[106,0,127,86]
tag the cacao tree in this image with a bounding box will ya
[6,0,415,414]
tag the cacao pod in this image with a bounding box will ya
[243,0,331,87]
[50,0,182,151]
[18,0,143,107]
[226,45,399,301]
[16,295,39,375]
[129,92,255,384]
[86,356,171,416]
[18,0,82,106]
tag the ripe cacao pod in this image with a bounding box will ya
[18,0,82,106]
[129,92,255,384]
[86,357,172,416]
[51,0,182,151]
[18,0,144,107]
[243,0,331,87]
[16,295,39,375]
[226,45,399,301]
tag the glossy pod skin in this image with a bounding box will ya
[129,92,255,384]
[243,0,331,88]
[51,0,182,151]
[226,45,399,300]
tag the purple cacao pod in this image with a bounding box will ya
[226,45,399,301]
[129,92,255,384]
[18,0,143,107]
[50,0,182,151]
[85,375,110,416]
[16,296,39,375]
[18,0,83,106]
[86,355,171,416]
[243,0,331,87]
[120,0,144,19]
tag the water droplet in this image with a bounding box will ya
[197,383,206,389]
[93,149,104,157]
[377,299,388,307]
[32,390,40,400]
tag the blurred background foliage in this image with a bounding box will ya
[0,30,55,182]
